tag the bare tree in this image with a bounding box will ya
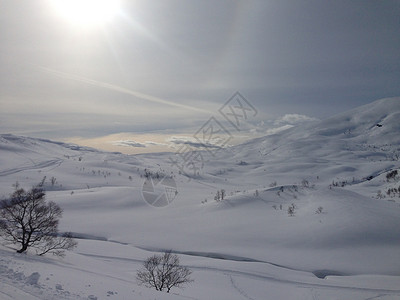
[136,251,193,293]
[0,183,77,256]
[214,189,226,202]
[220,189,226,200]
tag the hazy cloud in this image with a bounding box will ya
[265,125,294,136]
[275,114,319,126]
[145,141,168,146]
[112,140,147,148]
[168,136,223,149]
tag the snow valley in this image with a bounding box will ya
[1,98,400,299]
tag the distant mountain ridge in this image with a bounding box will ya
[1,97,399,158]
[229,97,400,157]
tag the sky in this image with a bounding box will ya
[0,0,399,153]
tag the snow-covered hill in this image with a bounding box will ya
[1,98,400,299]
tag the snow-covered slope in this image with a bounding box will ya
[1,98,400,299]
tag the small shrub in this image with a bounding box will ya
[136,251,193,293]
[287,204,296,216]
[301,179,309,187]
[376,190,384,199]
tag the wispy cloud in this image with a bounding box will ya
[111,139,169,148]
[275,114,319,125]
[265,125,294,135]
[112,140,147,148]
[145,141,168,146]
[167,136,223,149]
[34,65,213,115]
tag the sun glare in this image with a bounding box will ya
[52,0,121,27]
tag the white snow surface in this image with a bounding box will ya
[1,97,400,299]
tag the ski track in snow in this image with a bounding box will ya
[0,158,63,176]
[228,275,256,300]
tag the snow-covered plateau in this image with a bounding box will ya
[1,98,400,299]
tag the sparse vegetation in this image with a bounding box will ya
[386,170,398,182]
[269,181,277,187]
[287,203,296,216]
[330,179,349,188]
[376,190,384,199]
[221,189,226,200]
[390,151,400,161]
[142,168,172,181]
[136,251,193,293]
[386,186,400,198]
[214,189,226,202]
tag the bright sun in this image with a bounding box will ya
[52,0,121,28]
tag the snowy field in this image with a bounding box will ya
[1,98,400,299]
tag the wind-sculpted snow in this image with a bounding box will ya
[0,98,400,299]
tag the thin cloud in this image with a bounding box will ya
[145,141,168,146]
[265,125,294,135]
[112,139,169,148]
[112,140,147,148]
[168,136,222,149]
[275,114,319,125]
[34,65,213,115]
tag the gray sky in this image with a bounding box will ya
[1,0,399,153]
